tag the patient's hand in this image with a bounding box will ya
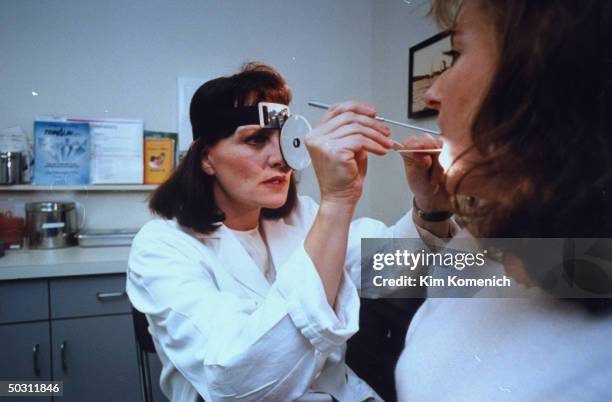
[401,134,452,213]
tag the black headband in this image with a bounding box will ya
[192,106,259,141]
[192,103,290,141]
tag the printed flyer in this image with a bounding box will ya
[33,120,90,185]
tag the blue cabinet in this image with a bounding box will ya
[0,279,49,324]
[0,322,52,402]
[52,315,140,402]
[0,274,141,402]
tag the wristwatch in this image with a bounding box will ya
[413,198,453,222]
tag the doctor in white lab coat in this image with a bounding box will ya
[127,63,451,402]
[128,195,426,402]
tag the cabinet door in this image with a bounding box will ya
[50,275,130,319]
[51,315,140,402]
[0,322,52,402]
[0,280,49,324]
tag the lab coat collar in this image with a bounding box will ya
[195,217,302,299]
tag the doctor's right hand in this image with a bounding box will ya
[305,100,393,208]
[304,100,392,307]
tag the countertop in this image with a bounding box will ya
[0,246,131,281]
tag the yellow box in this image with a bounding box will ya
[144,138,174,184]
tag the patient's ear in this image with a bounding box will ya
[201,149,215,176]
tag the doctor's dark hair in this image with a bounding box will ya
[149,62,297,234]
[431,0,612,313]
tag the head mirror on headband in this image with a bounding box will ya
[211,102,311,170]
[258,102,290,129]
[279,114,312,170]
[261,102,312,170]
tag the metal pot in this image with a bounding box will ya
[25,202,78,249]
[0,152,22,184]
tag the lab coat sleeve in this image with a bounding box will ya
[127,221,358,402]
[342,209,418,286]
[343,209,459,290]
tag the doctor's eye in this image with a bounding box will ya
[245,131,269,146]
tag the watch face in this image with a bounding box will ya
[280,115,311,170]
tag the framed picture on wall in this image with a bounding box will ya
[408,31,453,118]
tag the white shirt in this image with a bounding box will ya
[228,226,276,283]
[395,230,612,402]
[396,296,612,402]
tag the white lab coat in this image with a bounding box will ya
[127,195,421,402]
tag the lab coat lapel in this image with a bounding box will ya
[261,217,304,274]
[213,225,271,299]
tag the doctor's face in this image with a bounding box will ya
[424,1,499,196]
[203,125,292,214]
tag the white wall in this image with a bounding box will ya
[367,0,440,224]
[1,0,443,230]
[0,0,375,230]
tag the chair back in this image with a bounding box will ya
[131,307,156,353]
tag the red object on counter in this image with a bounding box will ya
[0,211,25,248]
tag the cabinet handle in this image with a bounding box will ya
[32,344,40,375]
[96,291,126,301]
[60,341,67,372]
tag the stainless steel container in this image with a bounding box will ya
[0,152,22,184]
[77,229,137,247]
[25,202,78,249]
[20,151,33,184]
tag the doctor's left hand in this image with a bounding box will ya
[305,100,393,208]
[402,134,454,238]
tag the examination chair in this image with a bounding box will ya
[132,307,158,402]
